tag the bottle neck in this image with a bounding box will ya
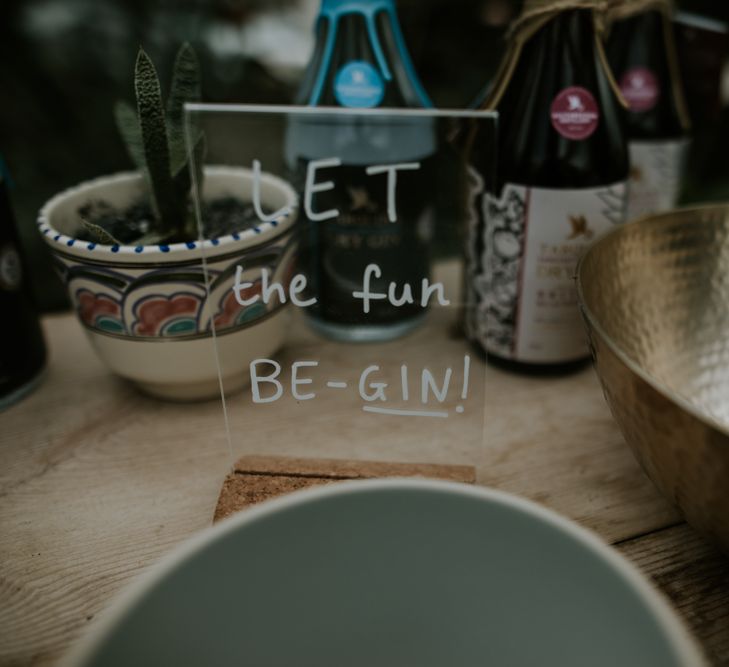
[487,8,622,110]
[317,1,398,86]
[488,7,630,188]
[321,0,396,13]
[605,0,671,24]
[607,7,690,132]
[307,0,431,107]
[505,0,609,48]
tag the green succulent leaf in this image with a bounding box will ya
[171,133,206,191]
[79,218,121,245]
[171,133,207,238]
[135,48,177,233]
[171,151,192,208]
[113,101,146,171]
[185,134,207,239]
[114,44,206,244]
[133,230,172,246]
[192,132,206,207]
[167,43,201,175]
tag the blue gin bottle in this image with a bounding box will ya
[287,0,436,342]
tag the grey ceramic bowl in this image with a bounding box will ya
[64,480,703,667]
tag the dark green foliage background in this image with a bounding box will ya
[0,0,727,311]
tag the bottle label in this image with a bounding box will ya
[464,165,486,343]
[550,87,599,140]
[296,160,435,326]
[334,61,385,109]
[627,139,688,220]
[620,67,660,112]
[475,182,627,363]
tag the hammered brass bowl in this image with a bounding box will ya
[577,204,729,550]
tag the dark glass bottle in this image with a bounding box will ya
[287,0,436,343]
[468,1,629,374]
[0,165,46,409]
[296,0,431,109]
[606,0,690,220]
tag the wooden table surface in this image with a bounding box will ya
[2,307,729,665]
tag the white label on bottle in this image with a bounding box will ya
[478,182,627,363]
[627,139,689,221]
[465,165,486,342]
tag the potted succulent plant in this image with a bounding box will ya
[38,45,298,400]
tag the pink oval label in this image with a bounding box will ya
[550,86,599,141]
[620,67,660,112]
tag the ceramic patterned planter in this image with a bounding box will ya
[38,166,298,400]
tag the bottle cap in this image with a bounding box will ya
[512,0,608,43]
[481,0,625,111]
[522,0,603,9]
[306,0,432,108]
[321,0,396,12]
[605,0,672,22]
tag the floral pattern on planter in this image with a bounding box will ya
[132,293,202,337]
[76,289,124,334]
[213,284,266,330]
[53,229,298,340]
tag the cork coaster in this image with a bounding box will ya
[213,455,476,523]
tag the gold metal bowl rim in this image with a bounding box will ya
[575,202,729,441]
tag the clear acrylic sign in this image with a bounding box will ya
[185,104,496,469]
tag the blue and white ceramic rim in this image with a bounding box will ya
[60,479,706,667]
[38,166,299,264]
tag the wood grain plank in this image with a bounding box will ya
[0,292,697,666]
[617,524,729,667]
[220,305,679,543]
[0,316,231,666]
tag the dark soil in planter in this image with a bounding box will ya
[77,197,259,245]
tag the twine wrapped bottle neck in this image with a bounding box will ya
[507,0,608,43]
[606,0,673,24]
[483,0,624,111]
